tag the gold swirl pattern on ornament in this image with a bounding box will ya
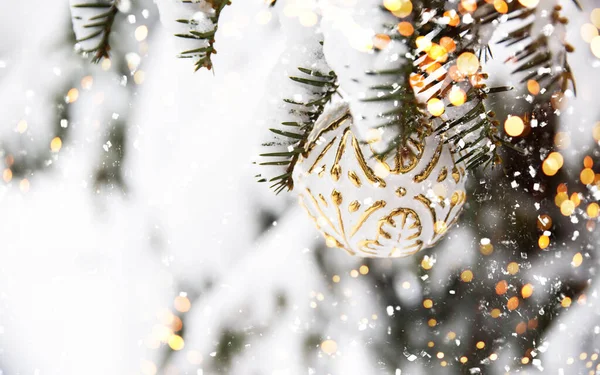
[306,112,351,154]
[330,128,351,182]
[305,188,340,237]
[414,141,444,183]
[350,200,386,237]
[415,194,439,241]
[391,137,425,174]
[449,149,464,183]
[351,135,387,188]
[358,207,423,257]
[370,132,426,175]
[348,171,361,187]
[308,136,337,174]
[348,200,361,212]
[437,166,448,182]
[443,190,465,223]
[304,188,358,255]
[318,193,328,208]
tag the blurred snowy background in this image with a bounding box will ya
[1,0,600,374]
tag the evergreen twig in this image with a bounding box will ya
[71,0,119,63]
[177,0,231,71]
[257,68,338,194]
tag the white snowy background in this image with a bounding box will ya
[0,1,599,374]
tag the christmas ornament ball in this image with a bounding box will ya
[292,106,468,258]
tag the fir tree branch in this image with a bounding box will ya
[71,0,119,63]
[257,68,338,194]
[176,0,231,72]
[372,0,577,169]
[498,5,576,95]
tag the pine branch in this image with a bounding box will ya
[498,5,576,95]
[363,52,428,161]
[176,0,231,72]
[70,0,119,63]
[257,68,338,194]
[373,0,578,170]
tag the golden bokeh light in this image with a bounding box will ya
[439,37,456,53]
[476,341,485,349]
[416,36,432,52]
[496,280,508,295]
[168,334,185,350]
[560,199,575,216]
[480,239,494,255]
[555,192,568,206]
[2,168,12,183]
[81,75,94,90]
[423,299,433,308]
[66,88,79,103]
[507,296,519,311]
[527,79,540,95]
[134,70,146,85]
[427,98,445,117]
[591,36,600,59]
[456,52,479,76]
[587,203,599,218]
[504,116,524,137]
[373,34,391,50]
[428,44,448,62]
[391,0,413,17]
[507,262,519,275]
[397,21,414,36]
[538,235,550,249]
[448,87,467,106]
[561,297,572,308]
[592,8,600,29]
[581,23,599,43]
[443,10,460,27]
[135,25,148,42]
[174,296,191,313]
[20,178,30,193]
[321,339,338,355]
[518,0,539,8]
[421,256,434,270]
[542,157,560,176]
[17,120,27,134]
[384,0,410,14]
[461,270,474,282]
[581,168,595,185]
[548,152,564,169]
[494,0,508,14]
[461,0,477,13]
[572,252,583,267]
[521,284,533,299]
[50,137,62,152]
[594,122,600,141]
[359,265,369,275]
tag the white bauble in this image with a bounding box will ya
[293,105,468,258]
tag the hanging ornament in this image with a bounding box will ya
[292,104,468,258]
